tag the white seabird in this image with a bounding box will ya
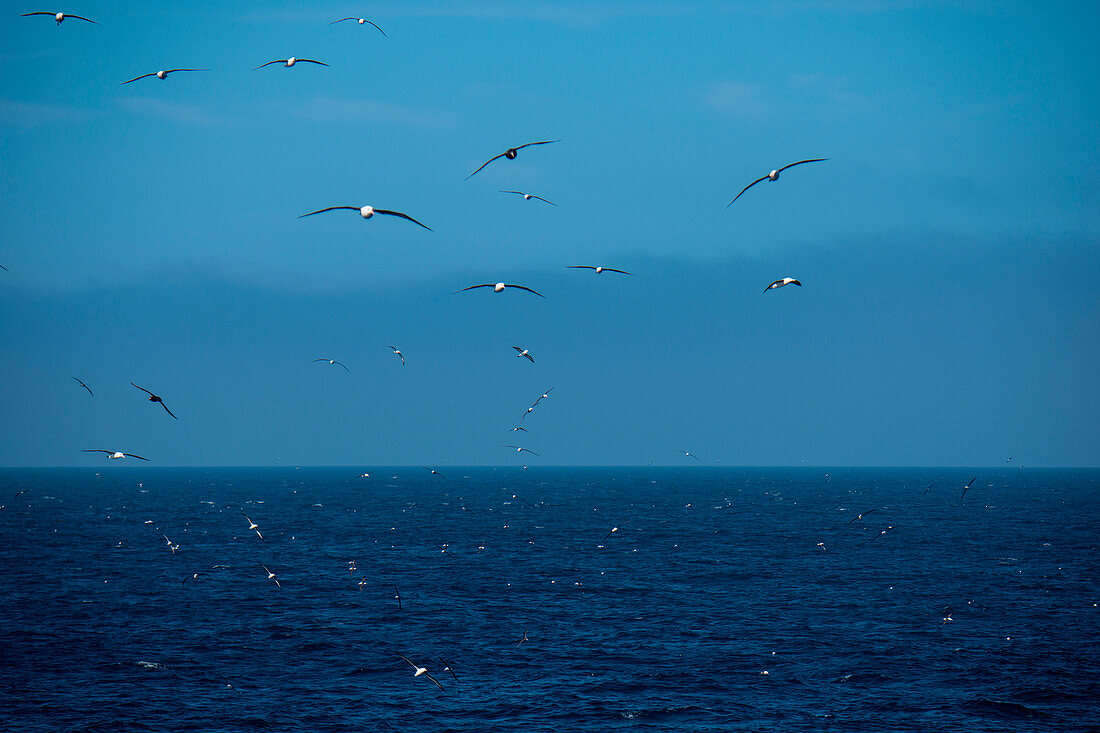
[727,159,828,207]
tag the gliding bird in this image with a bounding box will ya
[466,140,559,179]
[82,449,149,461]
[513,346,534,362]
[566,265,631,275]
[387,346,405,366]
[500,190,556,205]
[22,11,96,25]
[312,358,349,371]
[122,68,207,84]
[130,382,177,419]
[330,17,386,35]
[398,655,444,690]
[764,278,802,293]
[960,477,978,500]
[253,57,328,70]
[72,377,93,396]
[455,282,544,298]
[727,159,828,207]
[298,205,431,230]
[502,445,539,456]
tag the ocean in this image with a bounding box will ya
[1,467,1096,732]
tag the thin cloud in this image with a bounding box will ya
[117,97,227,126]
[701,81,768,120]
[0,98,94,128]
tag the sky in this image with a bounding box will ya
[1,1,1097,467]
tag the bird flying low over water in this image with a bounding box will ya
[298,205,431,230]
[82,450,149,461]
[960,477,978,500]
[847,509,877,524]
[466,140,559,179]
[513,346,534,362]
[253,57,328,70]
[680,450,701,461]
[330,17,386,35]
[420,466,446,478]
[387,346,405,365]
[502,445,539,456]
[262,565,282,589]
[73,377,93,396]
[22,11,96,24]
[130,382,177,419]
[566,265,631,275]
[764,278,802,293]
[727,159,828,207]
[122,68,207,84]
[312,358,349,371]
[399,655,444,690]
[455,282,544,297]
[500,190,556,205]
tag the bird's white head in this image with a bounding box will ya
[157,70,168,79]
[286,57,297,66]
[111,452,124,459]
[595,267,604,273]
[360,205,374,218]
[357,18,366,24]
[523,193,533,200]
[55,12,64,21]
[768,169,780,180]
[494,282,506,292]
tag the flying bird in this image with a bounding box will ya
[500,190,556,205]
[437,658,458,682]
[531,387,554,405]
[82,450,149,461]
[602,527,619,541]
[847,509,877,524]
[516,629,529,649]
[298,205,431,230]
[262,565,282,589]
[72,376,93,396]
[513,346,534,363]
[870,526,894,543]
[960,477,978,500]
[242,515,264,542]
[22,11,96,25]
[566,265,631,275]
[312,358,349,371]
[253,57,328,70]
[509,426,527,432]
[727,159,828,207]
[455,282,544,298]
[466,140,559,179]
[420,466,446,478]
[130,382,177,419]
[398,655,444,690]
[502,445,539,456]
[393,585,403,610]
[680,450,701,461]
[387,346,405,366]
[764,278,802,293]
[330,17,386,35]
[923,482,936,495]
[122,68,207,84]
[181,573,199,588]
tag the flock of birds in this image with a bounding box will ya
[8,9,971,696]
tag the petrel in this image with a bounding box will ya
[73,377,93,396]
[298,205,431,230]
[764,278,802,293]
[455,282,544,298]
[22,11,96,25]
[330,17,386,35]
[567,265,631,275]
[398,655,444,690]
[82,449,149,461]
[254,57,328,70]
[500,190,556,205]
[122,68,207,84]
[513,346,534,362]
[312,358,349,371]
[466,140,559,179]
[130,382,177,419]
[727,159,828,207]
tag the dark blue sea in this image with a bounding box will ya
[1,467,1097,732]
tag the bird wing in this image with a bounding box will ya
[159,401,178,419]
[523,353,534,362]
[399,654,418,669]
[299,206,358,218]
[454,283,493,293]
[515,140,560,150]
[330,17,357,23]
[122,73,156,84]
[123,453,150,461]
[513,346,523,353]
[507,284,545,298]
[521,448,539,455]
[465,152,507,179]
[424,672,445,690]
[333,361,350,371]
[727,175,769,208]
[566,265,596,270]
[602,268,631,275]
[500,190,524,195]
[82,449,111,454]
[298,59,329,66]
[21,12,56,16]
[374,209,432,231]
[130,382,155,397]
[73,377,93,396]
[530,195,557,205]
[165,68,208,74]
[777,158,828,173]
[363,20,386,36]
[252,60,286,70]
[764,280,782,293]
[67,14,97,23]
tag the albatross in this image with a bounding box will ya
[513,346,534,362]
[130,382,177,419]
[466,140,559,179]
[500,190,556,205]
[82,449,149,461]
[330,17,386,35]
[727,159,828,207]
[22,11,96,25]
[398,655,444,690]
[122,68,207,84]
[253,57,328,70]
[566,265,631,275]
[298,205,431,230]
[764,278,801,293]
[455,282,544,298]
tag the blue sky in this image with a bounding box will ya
[1,1,1097,466]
